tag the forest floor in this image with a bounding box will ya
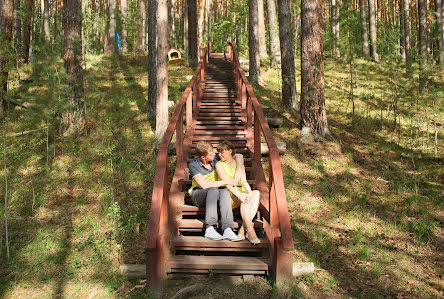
[0,52,442,298]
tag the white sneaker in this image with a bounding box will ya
[223,228,242,242]
[204,226,224,240]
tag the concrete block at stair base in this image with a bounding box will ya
[292,262,315,276]
[119,264,146,278]
[260,142,286,155]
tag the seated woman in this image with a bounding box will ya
[215,141,261,245]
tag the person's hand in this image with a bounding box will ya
[238,193,252,203]
[225,178,238,186]
[234,171,243,185]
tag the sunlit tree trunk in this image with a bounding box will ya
[359,0,370,57]
[301,0,330,141]
[188,0,198,66]
[368,0,379,62]
[138,0,146,52]
[14,0,21,61]
[403,0,411,73]
[205,0,211,42]
[106,0,116,53]
[278,0,298,109]
[258,0,267,59]
[1,0,14,113]
[249,0,261,84]
[418,0,428,89]
[148,0,158,116]
[331,0,340,57]
[198,0,205,51]
[267,0,281,66]
[63,0,85,133]
[42,0,50,44]
[121,0,128,52]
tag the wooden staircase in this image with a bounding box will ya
[145,43,294,294]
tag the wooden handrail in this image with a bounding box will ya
[228,42,294,251]
[145,43,210,251]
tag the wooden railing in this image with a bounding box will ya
[228,42,295,280]
[145,43,210,294]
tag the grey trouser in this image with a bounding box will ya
[191,187,233,232]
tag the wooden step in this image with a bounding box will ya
[177,219,263,230]
[167,256,269,274]
[171,236,268,251]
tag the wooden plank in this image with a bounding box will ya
[167,256,269,271]
[178,219,263,229]
[171,236,268,248]
[168,269,266,275]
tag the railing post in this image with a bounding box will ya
[177,111,183,163]
[254,113,261,163]
[268,160,279,227]
[247,95,252,132]
[186,90,193,130]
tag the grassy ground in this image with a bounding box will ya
[0,53,442,298]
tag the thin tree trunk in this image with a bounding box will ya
[42,0,50,44]
[278,0,298,109]
[249,0,261,84]
[106,0,116,53]
[267,0,281,66]
[205,0,211,42]
[418,0,428,90]
[155,0,169,138]
[1,0,14,113]
[188,0,198,66]
[399,0,406,61]
[148,0,158,116]
[23,0,34,63]
[404,0,411,73]
[301,0,331,140]
[63,0,85,133]
[184,0,189,55]
[437,0,444,64]
[368,0,379,62]
[359,0,370,57]
[258,0,267,59]
[197,0,205,51]
[121,0,128,52]
[138,0,146,52]
[331,0,340,57]
[14,0,21,61]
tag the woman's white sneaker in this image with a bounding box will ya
[223,228,242,242]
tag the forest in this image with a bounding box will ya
[0,0,443,298]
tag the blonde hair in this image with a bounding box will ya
[195,141,214,157]
[217,141,236,157]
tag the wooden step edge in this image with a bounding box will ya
[167,255,270,271]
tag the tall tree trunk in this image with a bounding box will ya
[121,0,128,52]
[359,0,370,57]
[197,0,205,51]
[368,0,379,61]
[138,0,146,52]
[258,0,267,59]
[188,0,198,66]
[148,0,158,116]
[42,0,50,44]
[171,0,177,47]
[278,0,298,109]
[249,0,261,84]
[205,0,211,42]
[267,0,281,66]
[184,0,189,55]
[23,0,34,63]
[437,0,444,64]
[1,0,14,113]
[62,0,85,133]
[418,0,428,89]
[331,0,340,57]
[399,0,406,61]
[301,0,330,141]
[106,0,116,53]
[404,0,412,73]
[148,0,169,138]
[14,0,22,61]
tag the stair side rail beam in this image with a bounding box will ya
[227,42,294,252]
[146,43,210,294]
